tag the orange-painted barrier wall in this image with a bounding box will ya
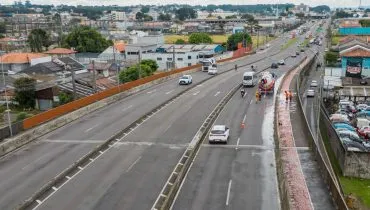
[23,50,253,130]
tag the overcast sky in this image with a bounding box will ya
[1,0,368,8]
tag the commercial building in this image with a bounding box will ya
[340,44,370,78]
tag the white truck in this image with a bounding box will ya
[200,58,216,72]
[243,72,257,87]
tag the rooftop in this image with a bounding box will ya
[45,48,77,55]
[0,53,48,64]
[340,45,370,57]
[114,43,125,52]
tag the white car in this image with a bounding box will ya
[278,59,285,65]
[209,125,230,144]
[179,75,192,85]
[356,104,368,111]
[310,80,318,87]
[307,89,315,97]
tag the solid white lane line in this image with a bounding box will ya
[126,156,142,172]
[226,179,232,206]
[122,105,133,112]
[84,123,100,133]
[236,138,240,150]
[52,187,58,191]
[250,100,253,105]
[242,115,247,123]
[214,91,221,97]
[193,91,200,96]
[166,90,174,95]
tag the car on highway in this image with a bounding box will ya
[271,63,279,69]
[291,53,297,58]
[310,80,318,87]
[179,75,192,85]
[306,89,315,97]
[278,59,285,65]
[325,48,329,52]
[300,48,305,52]
[209,125,230,144]
[296,51,300,56]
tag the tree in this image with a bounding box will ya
[176,7,197,21]
[136,12,144,20]
[0,34,4,39]
[359,20,370,27]
[246,15,258,35]
[295,12,305,18]
[227,33,252,51]
[311,5,330,13]
[325,51,339,66]
[334,10,352,19]
[158,13,171,21]
[62,26,113,53]
[119,64,153,83]
[136,12,153,21]
[225,15,237,19]
[27,29,50,52]
[0,22,6,34]
[175,39,186,44]
[241,14,254,20]
[13,77,36,109]
[217,16,222,19]
[141,6,150,14]
[140,59,158,72]
[58,91,73,105]
[188,33,213,44]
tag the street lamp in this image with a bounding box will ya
[0,54,13,137]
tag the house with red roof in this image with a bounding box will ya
[44,48,77,58]
[0,53,50,73]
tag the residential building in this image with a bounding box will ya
[20,56,89,110]
[125,43,158,61]
[293,3,310,13]
[111,11,126,21]
[45,48,77,58]
[0,37,27,52]
[340,45,370,78]
[0,53,50,73]
[99,43,126,62]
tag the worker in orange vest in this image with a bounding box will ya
[289,90,293,102]
[284,91,289,102]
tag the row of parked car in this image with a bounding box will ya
[329,99,370,152]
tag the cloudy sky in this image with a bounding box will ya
[1,0,368,8]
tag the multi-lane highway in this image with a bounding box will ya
[172,52,305,210]
[0,34,285,210]
[0,22,318,210]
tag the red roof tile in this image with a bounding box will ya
[341,48,370,57]
[45,48,77,54]
[0,53,48,64]
[114,43,125,52]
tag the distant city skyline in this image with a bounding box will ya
[0,0,367,8]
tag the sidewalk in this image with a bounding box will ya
[276,60,335,210]
[289,72,335,210]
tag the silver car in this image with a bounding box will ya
[307,89,315,97]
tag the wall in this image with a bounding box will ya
[142,52,199,71]
[341,57,370,77]
[339,27,370,36]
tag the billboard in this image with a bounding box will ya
[346,59,362,78]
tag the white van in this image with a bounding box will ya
[357,118,370,129]
[243,72,257,87]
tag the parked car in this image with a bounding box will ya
[330,114,350,122]
[179,75,192,85]
[271,63,279,69]
[310,80,318,87]
[333,123,356,132]
[209,125,230,144]
[337,130,363,143]
[296,51,300,55]
[356,126,370,139]
[356,104,368,111]
[301,48,305,52]
[278,59,285,65]
[306,89,315,97]
[291,53,297,58]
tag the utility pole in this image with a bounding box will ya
[92,60,97,93]
[69,65,77,100]
[257,29,260,49]
[112,45,119,86]
[172,45,176,70]
[1,55,12,137]
[138,49,141,79]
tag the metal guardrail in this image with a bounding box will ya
[295,56,348,210]
[16,45,285,210]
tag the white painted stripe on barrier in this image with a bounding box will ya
[226,179,232,206]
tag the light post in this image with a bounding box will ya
[0,54,13,137]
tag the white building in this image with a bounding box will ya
[111,11,126,21]
[294,3,310,13]
[142,50,199,71]
[125,43,158,61]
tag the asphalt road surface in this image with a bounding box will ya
[0,22,316,210]
[0,35,286,210]
[171,53,304,210]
